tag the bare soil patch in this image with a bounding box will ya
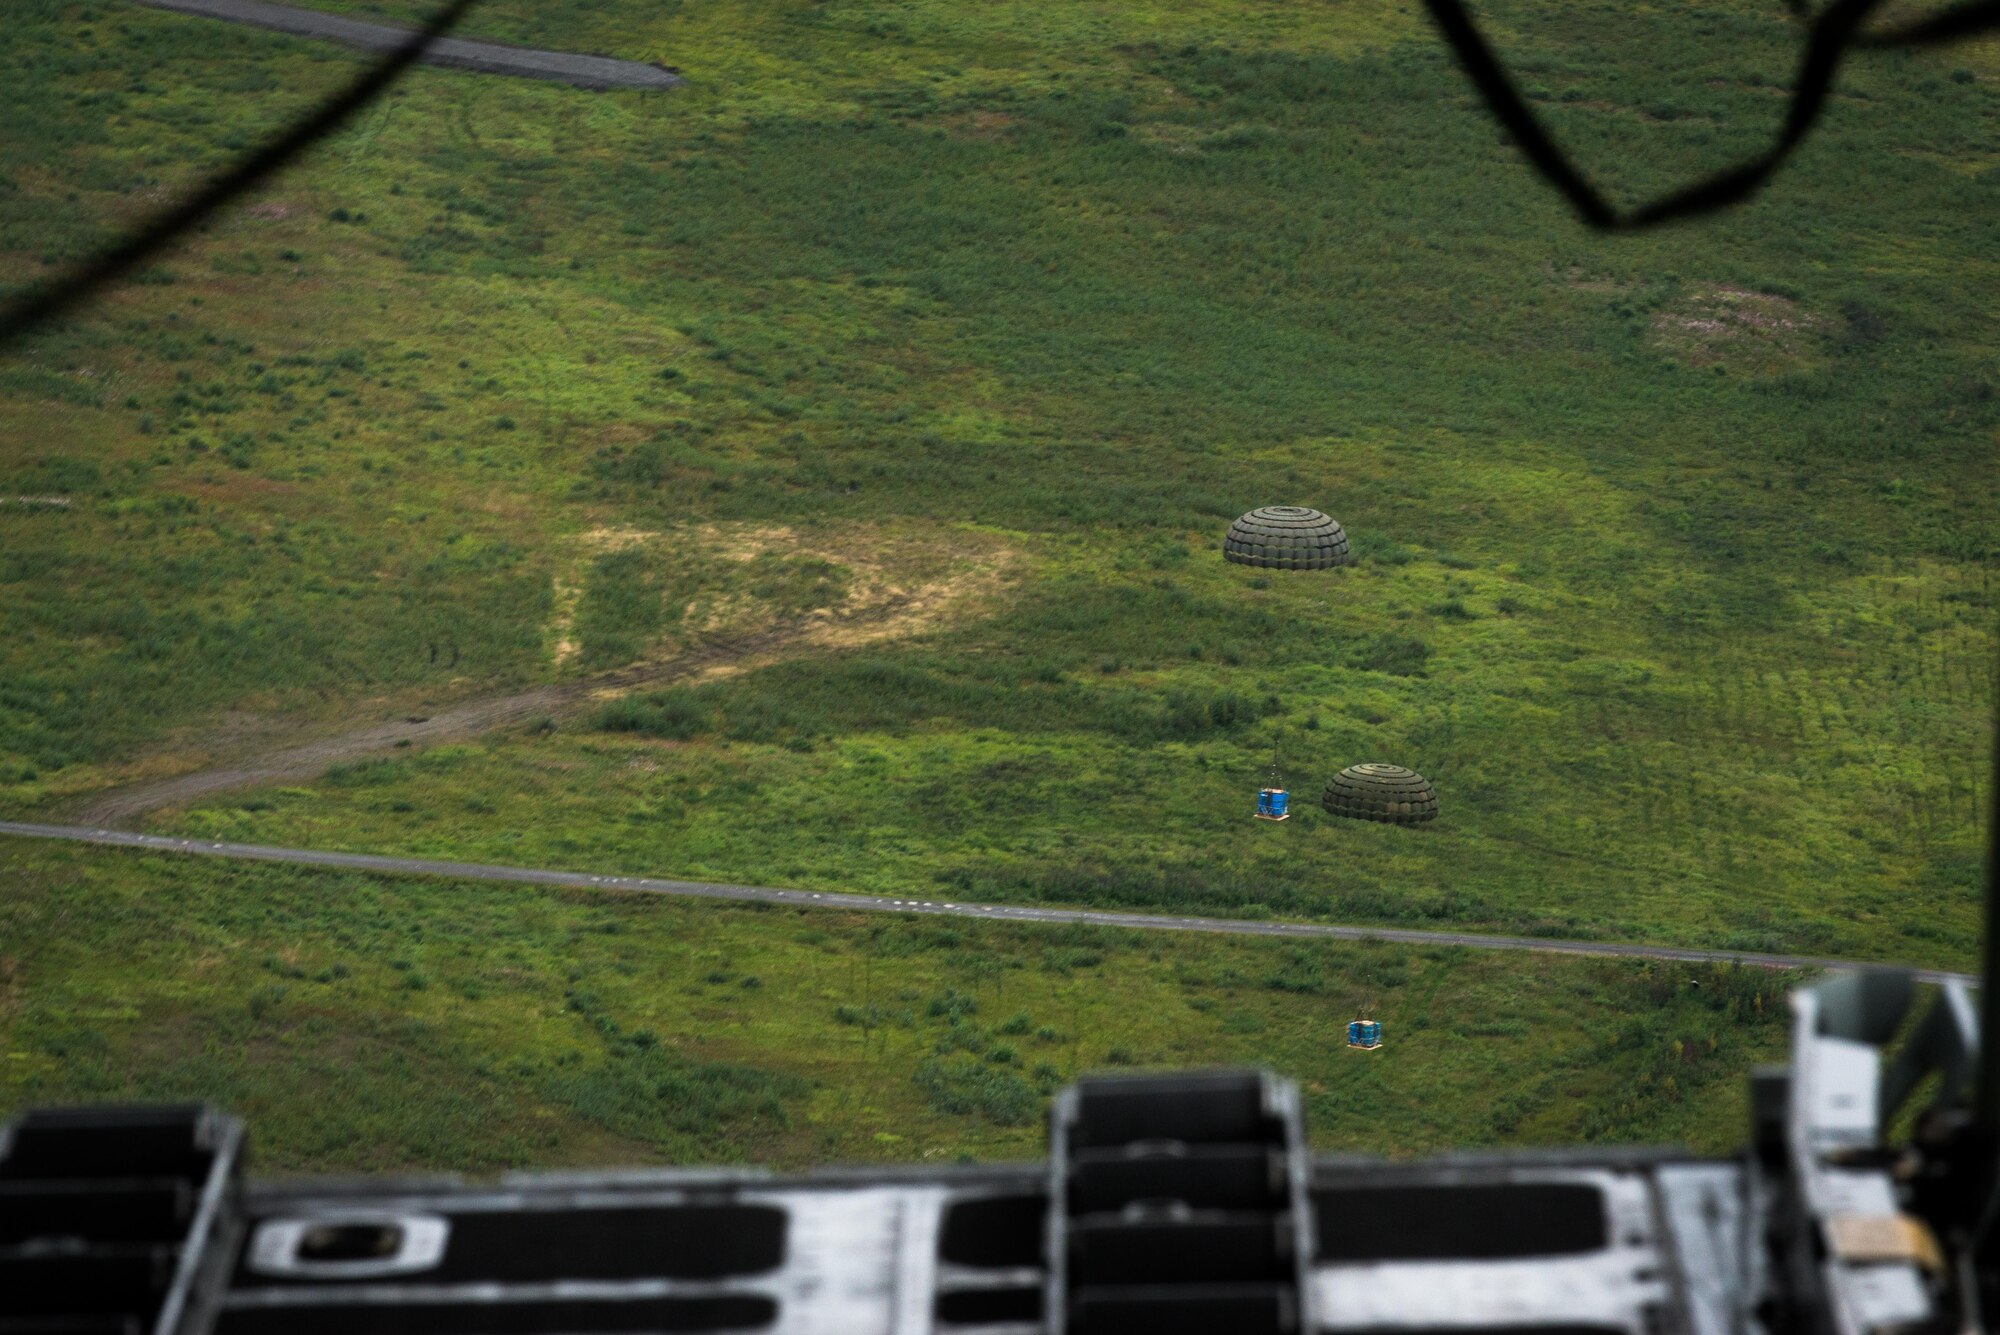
[176,475,302,504]
[1133,122,1208,155]
[1647,284,1831,374]
[1566,99,1718,124]
[941,111,1019,141]
[1549,265,1635,294]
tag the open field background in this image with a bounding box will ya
[0,0,1993,1165]
[0,839,1801,1171]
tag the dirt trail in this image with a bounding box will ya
[67,582,968,827]
[63,517,1017,826]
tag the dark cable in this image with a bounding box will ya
[1415,0,1995,230]
[1425,0,2000,1149]
[1412,0,1617,227]
[0,0,484,354]
[1631,0,1878,227]
[1856,0,2000,48]
[9,0,1984,341]
[1980,618,2000,1130]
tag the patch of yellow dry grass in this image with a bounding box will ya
[575,519,1024,697]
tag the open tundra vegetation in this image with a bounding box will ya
[0,0,1995,1161]
[1,839,1804,1170]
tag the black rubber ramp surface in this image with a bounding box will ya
[131,0,685,89]
[0,821,1973,986]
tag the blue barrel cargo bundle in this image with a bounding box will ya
[1254,758,1290,821]
[1347,1018,1383,1050]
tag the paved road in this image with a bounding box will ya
[132,0,684,90]
[1,821,1975,986]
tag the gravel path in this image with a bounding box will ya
[0,821,1974,986]
[131,0,685,90]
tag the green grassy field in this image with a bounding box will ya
[0,838,1800,1171]
[0,0,1993,1167]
